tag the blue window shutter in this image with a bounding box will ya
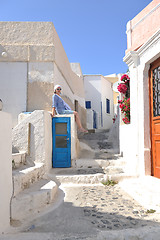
[85,101,91,109]
[106,99,110,114]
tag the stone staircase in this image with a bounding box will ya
[48,157,128,186]
[11,152,58,222]
[11,129,128,223]
[47,130,129,186]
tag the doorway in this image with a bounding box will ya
[149,57,160,178]
[52,117,71,168]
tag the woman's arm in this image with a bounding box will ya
[51,107,56,117]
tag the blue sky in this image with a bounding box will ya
[0,0,151,75]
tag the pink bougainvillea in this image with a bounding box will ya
[120,74,130,82]
[117,74,130,124]
[117,83,128,94]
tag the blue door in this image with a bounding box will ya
[52,117,71,168]
[93,110,97,129]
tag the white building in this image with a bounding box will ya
[121,0,160,178]
[0,22,86,127]
[83,74,118,130]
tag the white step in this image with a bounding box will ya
[48,165,131,185]
[12,151,26,169]
[74,158,126,169]
[11,179,58,221]
[55,173,105,184]
[55,173,133,184]
[74,159,110,168]
[13,162,45,196]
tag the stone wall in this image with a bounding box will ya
[12,110,79,169]
[0,22,86,127]
[12,110,52,172]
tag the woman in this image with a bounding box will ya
[52,85,88,133]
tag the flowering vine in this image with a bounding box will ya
[117,74,130,124]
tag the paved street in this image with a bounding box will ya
[25,183,160,238]
[2,182,158,240]
[1,130,160,240]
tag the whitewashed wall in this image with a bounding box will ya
[84,75,114,130]
[84,75,102,129]
[0,111,12,233]
[86,109,93,130]
[123,29,160,177]
[0,22,86,128]
[101,76,114,129]
[0,62,27,126]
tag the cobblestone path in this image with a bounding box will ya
[74,184,159,231]
[24,183,160,239]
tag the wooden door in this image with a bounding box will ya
[150,57,160,178]
[52,117,71,168]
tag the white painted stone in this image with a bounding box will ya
[11,179,58,221]
[12,152,26,168]
[56,173,105,184]
[12,122,29,154]
[0,112,12,233]
[13,162,45,196]
[12,110,52,172]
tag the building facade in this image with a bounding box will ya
[0,22,86,127]
[83,74,118,130]
[121,0,160,178]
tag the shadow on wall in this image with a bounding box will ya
[27,82,54,112]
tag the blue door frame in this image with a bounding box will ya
[52,117,71,168]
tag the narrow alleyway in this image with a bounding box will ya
[2,130,160,240]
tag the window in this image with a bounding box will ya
[85,101,91,109]
[106,99,110,114]
[74,100,78,112]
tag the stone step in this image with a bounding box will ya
[12,162,45,196]
[104,166,125,175]
[11,179,58,221]
[12,151,26,169]
[55,173,105,184]
[74,158,126,169]
[48,168,131,185]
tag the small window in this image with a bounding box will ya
[85,101,91,109]
[106,99,110,114]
